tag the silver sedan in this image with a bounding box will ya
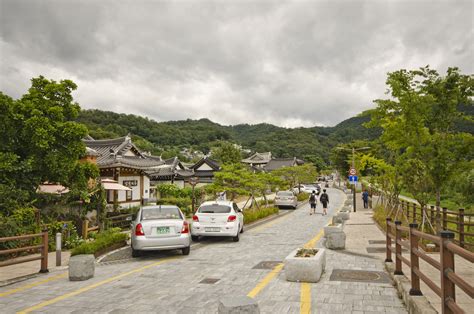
[131,205,191,257]
[274,191,298,209]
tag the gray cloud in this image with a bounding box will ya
[1,0,473,127]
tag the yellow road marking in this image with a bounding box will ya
[300,282,311,314]
[247,263,284,298]
[17,258,177,314]
[0,273,67,298]
[303,226,326,249]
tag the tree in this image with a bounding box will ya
[206,164,250,200]
[272,164,318,192]
[0,76,93,214]
[369,66,474,232]
[210,141,242,165]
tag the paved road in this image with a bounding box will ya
[0,188,406,313]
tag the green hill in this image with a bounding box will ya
[77,109,380,164]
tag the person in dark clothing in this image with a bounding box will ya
[319,189,329,215]
[362,190,369,209]
[309,190,317,215]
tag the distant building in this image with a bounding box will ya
[189,156,221,185]
[241,152,272,169]
[264,157,303,171]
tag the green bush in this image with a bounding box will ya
[244,207,279,224]
[43,220,82,250]
[157,197,193,216]
[297,192,309,202]
[0,207,39,251]
[70,228,128,256]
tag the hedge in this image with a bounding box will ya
[297,192,309,202]
[71,228,128,256]
[244,207,279,224]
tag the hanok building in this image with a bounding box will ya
[263,157,304,172]
[83,135,165,208]
[241,152,272,169]
[189,156,221,185]
[147,157,194,192]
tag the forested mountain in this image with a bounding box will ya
[77,105,473,165]
[77,109,381,165]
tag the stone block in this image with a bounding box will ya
[284,248,326,283]
[69,254,95,281]
[337,212,350,220]
[218,296,260,314]
[332,215,343,224]
[326,232,346,250]
[324,224,343,238]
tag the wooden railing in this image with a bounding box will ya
[0,231,49,273]
[82,220,99,239]
[386,218,474,314]
[398,200,473,249]
[105,212,133,230]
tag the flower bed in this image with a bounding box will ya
[71,228,128,257]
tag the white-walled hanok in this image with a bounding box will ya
[83,135,165,209]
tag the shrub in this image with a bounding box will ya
[0,207,39,252]
[244,207,279,224]
[43,220,82,250]
[156,197,193,216]
[297,192,309,202]
[70,228,128,256]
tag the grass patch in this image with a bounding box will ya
[244,207,279,224]
[296,192,309,202]
[71,228,128,256]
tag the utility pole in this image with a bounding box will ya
[352,147,356,212]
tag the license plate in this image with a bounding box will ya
[205,227,220,232]
[155,227,170,234]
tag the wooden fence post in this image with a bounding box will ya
[82,220,89,239]
[409,223,422,295]
[442,207,448,230]
[430,205,435,225]
[385,218,392,263]
[459,209,465,248]
[413,203,417,223]
[440,230,455,314]
[394,220,403,275]
[40,229,49,273]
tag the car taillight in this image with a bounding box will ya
[135,223,145,236]
[181,221,189,234]
[227,215,236,222]
[192,215,199,222]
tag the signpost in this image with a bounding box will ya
[189,177,199,214]
[349,170,358,213]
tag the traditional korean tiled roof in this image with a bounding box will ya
[85,147,101,157]
[242,152,272,164]
[83,135,164,170]
[147,158,193,179]
[190,156,221,171]
[264,157,297,171]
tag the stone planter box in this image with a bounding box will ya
[284,248,326,283]
[326,232,346,250]
[324,224,343,238]
[337,211,350,221]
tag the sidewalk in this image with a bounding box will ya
[0,251,70,284]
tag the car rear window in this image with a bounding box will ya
[277,191,294,197]
[141,207,182,220]
[198,205,231,213]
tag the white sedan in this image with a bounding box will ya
[191,200,244,242]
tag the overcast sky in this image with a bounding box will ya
[1,0,473,127]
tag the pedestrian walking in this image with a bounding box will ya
[362,189,369,209]
[319,189,329,215]
[309,190,317,215]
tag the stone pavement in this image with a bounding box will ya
[0,251,71,284]
[0,187,408,313]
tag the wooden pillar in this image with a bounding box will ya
[394,220,403,275]
[459,209,465,248]
[442,207,448,230]
[40,229,49,273]
[430,205,435,225]
[409,223,422,295]
[385,218,392,262]
[440,231,455,314]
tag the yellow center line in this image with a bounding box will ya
[300,282,311,314]
[17,258,177,314]
[0,272,68,298]
[247,263,284,299]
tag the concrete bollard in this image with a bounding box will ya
[218,296,260,314]
[69,254,95,281]
[56,232,62,267]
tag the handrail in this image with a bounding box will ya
[0,231,49,273]
[385,219,473,313]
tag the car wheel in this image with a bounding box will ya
[182,246,190,255]
[233,229,240,242]
[131,246,142,258]
[191,235,200,242]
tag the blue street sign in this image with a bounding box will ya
[348,175,358,183]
